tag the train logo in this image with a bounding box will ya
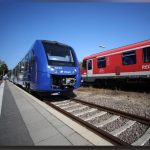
[142,64,150,70]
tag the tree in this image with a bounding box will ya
[0,60,9,76]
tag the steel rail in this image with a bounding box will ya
[44,101,130,146]
[72,98,150,126]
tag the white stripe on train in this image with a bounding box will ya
[82,71,150,78]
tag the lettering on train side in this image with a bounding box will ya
[142,64,150,70]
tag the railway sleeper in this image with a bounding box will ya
[110,120,136,136]
[96,116,120,128]
[75,108,97,117]
[84,111,107,122]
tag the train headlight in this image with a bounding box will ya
[47,66,55,71]
[48,66,55,71]
[72,69,77,74]
[51,68,55,71]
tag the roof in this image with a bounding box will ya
[41,40,71,48]
[83,39,150,60]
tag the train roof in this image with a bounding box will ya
[40,40,72,48]
[83,39,150,60]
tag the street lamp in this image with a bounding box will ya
[99,45,105,53]
[99,45,105,48]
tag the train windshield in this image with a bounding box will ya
[42,42,75,67]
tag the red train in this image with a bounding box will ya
[81,40,150,86]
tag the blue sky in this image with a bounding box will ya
[0,1,150,69]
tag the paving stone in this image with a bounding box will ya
[43,112,58,122]
[57,124,75,137]
[15,102,33,112]
[27,119,52,133]
[37,134,72,146]
[21,110,44,125]
[67,132,92,145]
[0,83,34,145]
[0,129,33,146]
[30,125,59,144]
[50,117,65,127]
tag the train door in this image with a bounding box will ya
[87,59,93,77]
[115,66,120,75]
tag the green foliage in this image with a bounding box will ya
[7,69,12,78]
[0,60,9,75]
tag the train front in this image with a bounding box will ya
[42,41,81,93]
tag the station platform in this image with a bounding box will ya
[0,81,112,146]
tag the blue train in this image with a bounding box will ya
[12,40,81,94]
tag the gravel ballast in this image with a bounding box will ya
[101,117,129,132]
[74,87,150,119]
[73,87,150,145]
[118,122,149,144]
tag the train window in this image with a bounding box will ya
[19,62,22,73]
[122,51,136,65]
[42,41,75,67]
[97,57,106,68]
[143,47,150,63]
[16,65,20,75]
[87,60,92,70]
[20,62,25,73]
[18,63,21,73]
[24,54,29,71]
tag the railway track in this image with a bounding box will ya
[41,96,150,146]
